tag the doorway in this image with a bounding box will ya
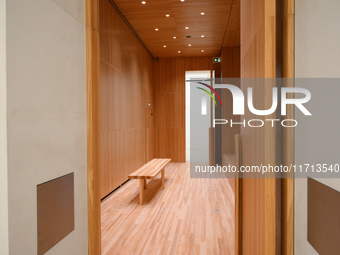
[185,70,211,163]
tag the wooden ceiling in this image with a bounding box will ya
[112,0,240,58]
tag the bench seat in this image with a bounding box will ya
[128,158,171,205]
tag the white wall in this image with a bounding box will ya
[0,0,9,254]
[295,0,340,254]
[185,71,211,163]
[6,0,87,254]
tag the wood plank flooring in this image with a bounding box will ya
[101,163,235,255]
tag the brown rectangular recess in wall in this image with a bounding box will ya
[37,173,74,255]
[308,178,340,255]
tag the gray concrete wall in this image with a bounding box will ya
[295,0,340,254]
[6,0,88,254]
[0,0,9,254]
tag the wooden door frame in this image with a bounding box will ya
[235,135,242,255]
[281,0,295,253]
[86,0,101,254]
[86,0,294,254]
[236,0,295,253]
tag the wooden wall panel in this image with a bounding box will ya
[146,109,155,162]
[220,47,241,198]
[185,57,213,71]
[220,47,241,156]
[153,54,241,163]
[99,0,154,199]
[221,47,241,78]
[153,57,212,162]
[222,0,241,47]
[240,0,278,254]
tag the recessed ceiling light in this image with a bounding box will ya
[166,14,170,17]
[188,44,191,46]
[201,12,205,15]
[173,37,177,39]
[181,0,185,2]
[201,50,204,52]
[201,35,205,38]
[185,27,189,29]
[163,45,167,47]
[178,51,181,53]
[142,1,146,4]
[155,28,159,31]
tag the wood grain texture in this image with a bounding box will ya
[86,0,101,252]
[161,169,165,189]
[153,53,240,163]
[113,0,239,58]
[99,0,155,198]
[101,163,235,254]
[281,0,294,254]
[220,47,241,254]
[222,0,240,47]
[220,47,241,155]
[221,47,240,78]
[146,109,156,162]
[222,154,236,193]
[139,179,144,205]
[234,134,242,255]
[153,57,212,162]
[128,158,171,179]
[240,0,278,254]
[282,0,294,79]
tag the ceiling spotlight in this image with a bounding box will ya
[188,44,191,46]
[173,36,177,39]
[201,50,204,52]
[166,14,170,17]
[201,35,205,38]
[163,45,167,47]
[201,12,205,15]
[185,27,189,29]
[181,0,185,2]
[155,28,159,31]
[142,1,146,4]
[178,51,181,53]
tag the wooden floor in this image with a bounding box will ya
[101,163,235,255]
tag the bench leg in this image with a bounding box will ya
[139,179,144,205]
[144,179,147,189]
[161,169,165,190]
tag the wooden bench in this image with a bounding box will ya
[128,158,171,205]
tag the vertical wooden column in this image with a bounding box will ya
[139,179,144,205]
[235,135,242,255]
[240,0,278,253]
[212,61,222,166]
[281,0,295,253]
[86,0,101,254]
[161,169,165,190]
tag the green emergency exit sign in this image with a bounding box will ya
[213,57,221,63]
